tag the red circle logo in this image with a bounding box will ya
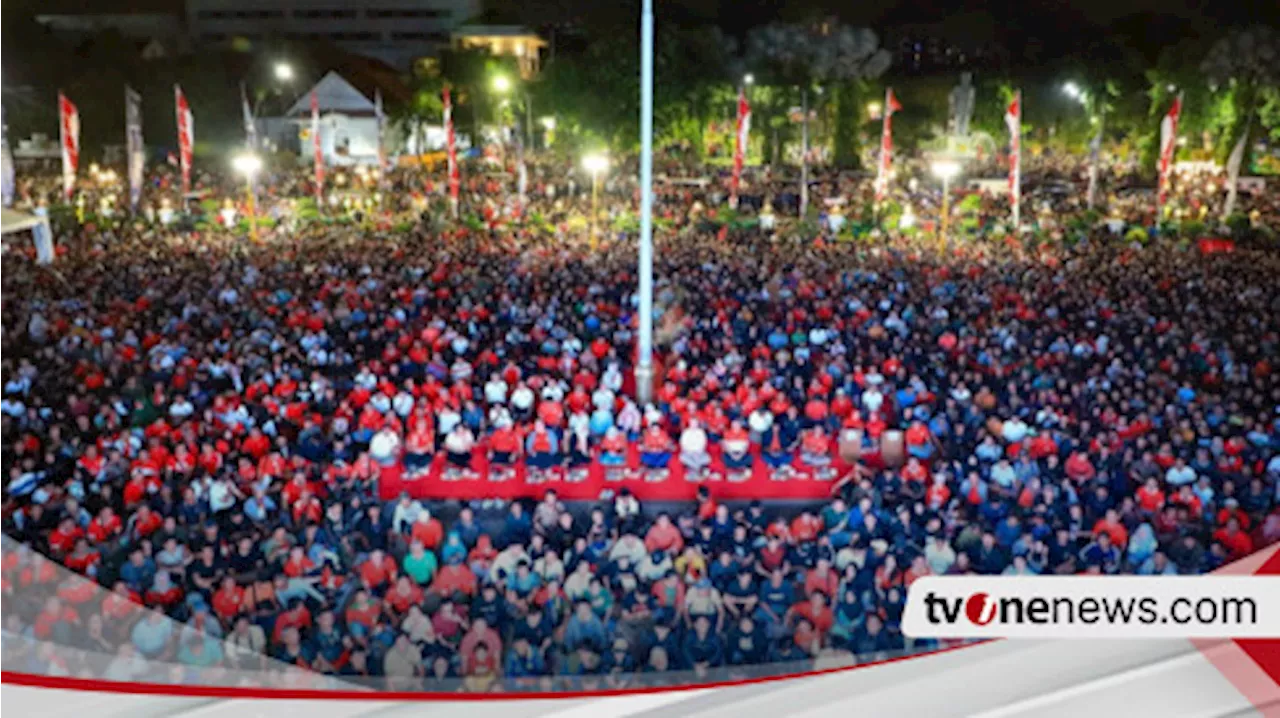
[965,592,996,625]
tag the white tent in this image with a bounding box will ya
[2,207,54,264]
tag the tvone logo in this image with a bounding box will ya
[965,592,998,625]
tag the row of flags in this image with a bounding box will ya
[35,83,1219,228]
[54,82,388,210]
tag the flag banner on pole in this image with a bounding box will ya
[1222,120,1249,220]
[874,88,903,203]
[59,92,80,200]
[1005,90,1021,229]
[1157,93,1183,211]
[729,88,751,209]
[2,103,15,207]
[126,86,145,211]
[444,86,459,213]
[374,88,388,177]
[311,90,324,201]
[174,85,194,195]
[240,83,258,151]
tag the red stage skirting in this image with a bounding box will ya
[378,444,889,503]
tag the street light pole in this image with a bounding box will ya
[939,174,951,251]
[636,0,655,406]
[800,87,809,219]
[590,168,600,250]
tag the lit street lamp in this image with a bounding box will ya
[274,62,294,82]
[931,159,961,251]
[582,153,609,250]
[743,73,755,86]
[231,153,263,242]
[1062,81,1082,101]
[492,74,512,93]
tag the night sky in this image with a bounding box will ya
[7,0,1277,66]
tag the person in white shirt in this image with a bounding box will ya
[680,419,712,474]
[862,387,885,414]
[443,424,475,470]
[484,376,508,405]
[392,391,415,418]
[511,383,535,419]
[748,407,774,439]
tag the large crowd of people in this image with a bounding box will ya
[2,151,1279,692]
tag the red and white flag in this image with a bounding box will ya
[1005,90,1022,230]
[58,92,80,200]
[311,90,324,202]
[729,88,751,209]
[444,86,459,215]
[174,85,194,195]
[1157,93,1183,212]
[874,88,903,203]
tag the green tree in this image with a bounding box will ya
[1201,26,1280,169]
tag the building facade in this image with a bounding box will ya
[186,0,483,69]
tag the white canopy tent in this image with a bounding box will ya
[2,207,55,264]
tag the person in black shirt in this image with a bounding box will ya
[726,616,767,666]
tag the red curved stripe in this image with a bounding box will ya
[0,641,984,701]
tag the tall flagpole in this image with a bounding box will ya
[636,0,655,406]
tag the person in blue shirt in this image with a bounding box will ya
[682,615,724,669]
[756,568,793,632]
[504,636,547,678]
[726,616,767,665]
[563,601,607,653]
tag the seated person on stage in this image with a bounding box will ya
[526,421,561,471]
[640,424,674,470]
[566,421,592,468]
[404,410,435,475]
[722,420,753,470]
[443,423,476,470]
[488,423,522,467]
[761,422,792,471]
[679,419,712,474]
[800,426,832,468]
[600,427,628,467]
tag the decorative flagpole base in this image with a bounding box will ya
[635,363,654,407]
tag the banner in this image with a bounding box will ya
[174,85,194,195]
[874,88,902,203]
[1004,90,1021,230]
[374,88,387,177]
[729,87,751,209]
[59,92,80,200]
[1222,120,1249,220]
[444,86,459,216]
[125,86,145,211]
[311,90,324,201]
[240,83,258,151]
[2,103,14,207]
[1156,93,1183,216]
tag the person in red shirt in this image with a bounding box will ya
[640,424,674,470]
[212,576,247,622]
[411,511,445,551]
[1092,509,1129,550]
[358,550,399,590]
[800,426,832,469]
[787,592,834,645]
[488,424,522,465]
[431,561,478,599]
[803,558,839,599]
[1213,517,1254,561]
[47,517,84,556]
[1135,477,1166,514]
[790,511,823,543]
[33,596,81,640]
[644,513,684,555]
[384,575,425,616]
